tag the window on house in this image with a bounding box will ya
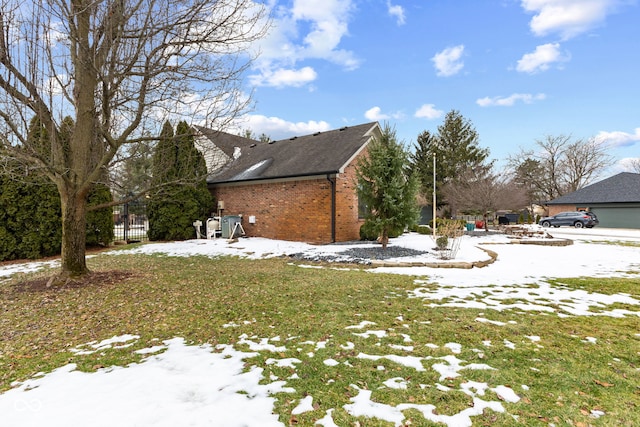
[357,189,369,219]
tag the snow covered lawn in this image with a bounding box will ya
[1,227,639,426]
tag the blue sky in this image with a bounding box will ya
[236,0,639,173]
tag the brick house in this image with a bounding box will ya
[545,172,640,229]
[195,122,381,243]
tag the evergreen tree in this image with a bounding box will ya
[410,130,440,205]
[0,116,112,261]
[148,121,213,241]
[13,173,63,258]
[411,110,489,210]
[0,117,63,260]
[356,124,419,249]
[148,121,177,241]
[111,140,154,202]
[86,183,115,247]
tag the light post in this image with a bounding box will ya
[432,152,436,240]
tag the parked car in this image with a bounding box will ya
[584,211,599,226]
[538,211,598,228]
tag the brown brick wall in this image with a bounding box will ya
[334,151,365,242]
[209,151,366,244]
[548,205,578,215]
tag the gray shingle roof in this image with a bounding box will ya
[547,172,640,204]
[201,122,379,184]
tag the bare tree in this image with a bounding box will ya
[562,138,614,192]
[626,158,640,173]
[0,0,270,282]
[443,163,528,230]
[508,134,613,202]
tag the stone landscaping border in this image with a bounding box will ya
[370,237,573,269]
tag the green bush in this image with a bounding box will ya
[0,170,63,261]
[359,220,378,241]
[86,183,115,247]
[0,170,115,260]
[415,224,432,235]
[436,235,448,250]
[359,219,405,241]
[0,115,115,261]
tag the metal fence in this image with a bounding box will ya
[113,200,148,243]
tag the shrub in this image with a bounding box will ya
[359,220,378,241]
[415,225,432,235]
[436,235,448,250]
[434,219,465,260]
[360,219,406,241]
[86,183,115,247]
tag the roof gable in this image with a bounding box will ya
[195,126,257,159]
[547,172,640,204]
[200,122,380,184]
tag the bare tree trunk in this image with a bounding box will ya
[49,186,90,284]
[380,228,389,250]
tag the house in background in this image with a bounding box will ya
[195,122,381,243]
[545,172,640,229]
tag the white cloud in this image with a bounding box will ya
[521,0,623,40]
[414,104,443,120]
[249,66,317,88]
[365,106,388,121]
[516,43,570,73]
[431,45,464,77]
[593,128,640,148]
[250,0,359,88]
[387,1,406,26]
[364,106,404,121]
[235,114,332,140]
[476,93,546,107]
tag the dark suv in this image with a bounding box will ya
[584,211,599,226]
[539,211,598,228]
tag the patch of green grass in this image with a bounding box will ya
[1,252,639,426]
[549,277,640,297]
[582,239,640,248]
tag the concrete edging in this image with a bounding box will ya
[370,238,573,269]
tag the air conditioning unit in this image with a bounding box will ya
[221,215,243,238]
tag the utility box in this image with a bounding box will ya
[221,215,243,238]
[206,217,221,239]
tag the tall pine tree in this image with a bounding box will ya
[411,110,489,211]
[148,121,213,241]
[0,116,113,261]
[356,124,418,249]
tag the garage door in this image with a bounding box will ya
[590,207,640,229]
